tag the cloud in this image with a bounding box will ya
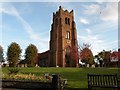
[95,0,119,3]
[78,29,118,55]
[78,32,107,55]
[85,28,92,34]
[2,3,49,52]
[89,21,117,35]
[83,4,100,15]
[77,28,111,55]
[79,18,89,24]
[100,2,118,22]
[83,3,118,22]
[77,3,117,55]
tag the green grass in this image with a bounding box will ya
[1,67,120,89]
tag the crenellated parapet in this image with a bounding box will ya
[53,6,74,19]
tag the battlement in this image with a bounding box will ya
[53,6,74,17]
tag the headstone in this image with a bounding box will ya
[92,64,95,68]
[87,64,89,67]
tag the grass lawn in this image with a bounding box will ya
[1,67,120,90]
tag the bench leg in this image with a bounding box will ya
[118,87,120,90]
[88,86,92,90]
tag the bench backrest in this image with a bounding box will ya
[88,74,118,86]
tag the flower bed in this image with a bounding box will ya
[2,73,52,82]
[2,73,67,90]
[2,73,52,89]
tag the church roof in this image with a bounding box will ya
[38,50,49,60]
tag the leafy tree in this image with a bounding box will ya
[7,42,21,67]
[25,44,38,67]
[98,50,105,59]
[97,51,105,67]
[0,45,4,62]
[80,43,94,66]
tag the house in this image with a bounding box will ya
[103,51,119,67]
[109,51,119,67]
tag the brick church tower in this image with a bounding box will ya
[49,6,78,67]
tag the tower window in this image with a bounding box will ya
[65,18,67,24]
[68,18,70,25]
[66,31,70,39]
[65,17,70,25]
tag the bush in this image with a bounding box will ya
[8,68,20,75]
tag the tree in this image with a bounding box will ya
[7,42,21,67]
[97,51,105,67]
[25,44,38,67]
[0,45,4,63]
[70,46,79,67]
[80,43,94,66]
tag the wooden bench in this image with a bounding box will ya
[88,74,120,90]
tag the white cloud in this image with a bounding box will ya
[85,28,92,34]
[79,18,89,24]
[83,3,118,22]
[0,8,3,13]
[2,3,49,52]
[89,21,117,35]
[83,4,100,15]
[78,30,118,55]
[78,3,117,55]
[78,33,107,55]
[95,0,119,3]
[100,2,118,22]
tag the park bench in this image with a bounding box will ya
[88,74,120,90]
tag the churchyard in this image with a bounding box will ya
[1,67,119,89]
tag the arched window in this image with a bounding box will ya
[68,18,70,25]
[66,31,70,39]
[65,17,70,25]
[65,18,67,24]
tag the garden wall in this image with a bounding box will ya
[2,80,52,89]
[2,74,66,90]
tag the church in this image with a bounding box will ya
[38,6,78,67]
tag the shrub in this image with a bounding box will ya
[2,73,51,82]
[8,68,20,75]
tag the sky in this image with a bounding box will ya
[0,1,118,58]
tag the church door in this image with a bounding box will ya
[65,47,71,67]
